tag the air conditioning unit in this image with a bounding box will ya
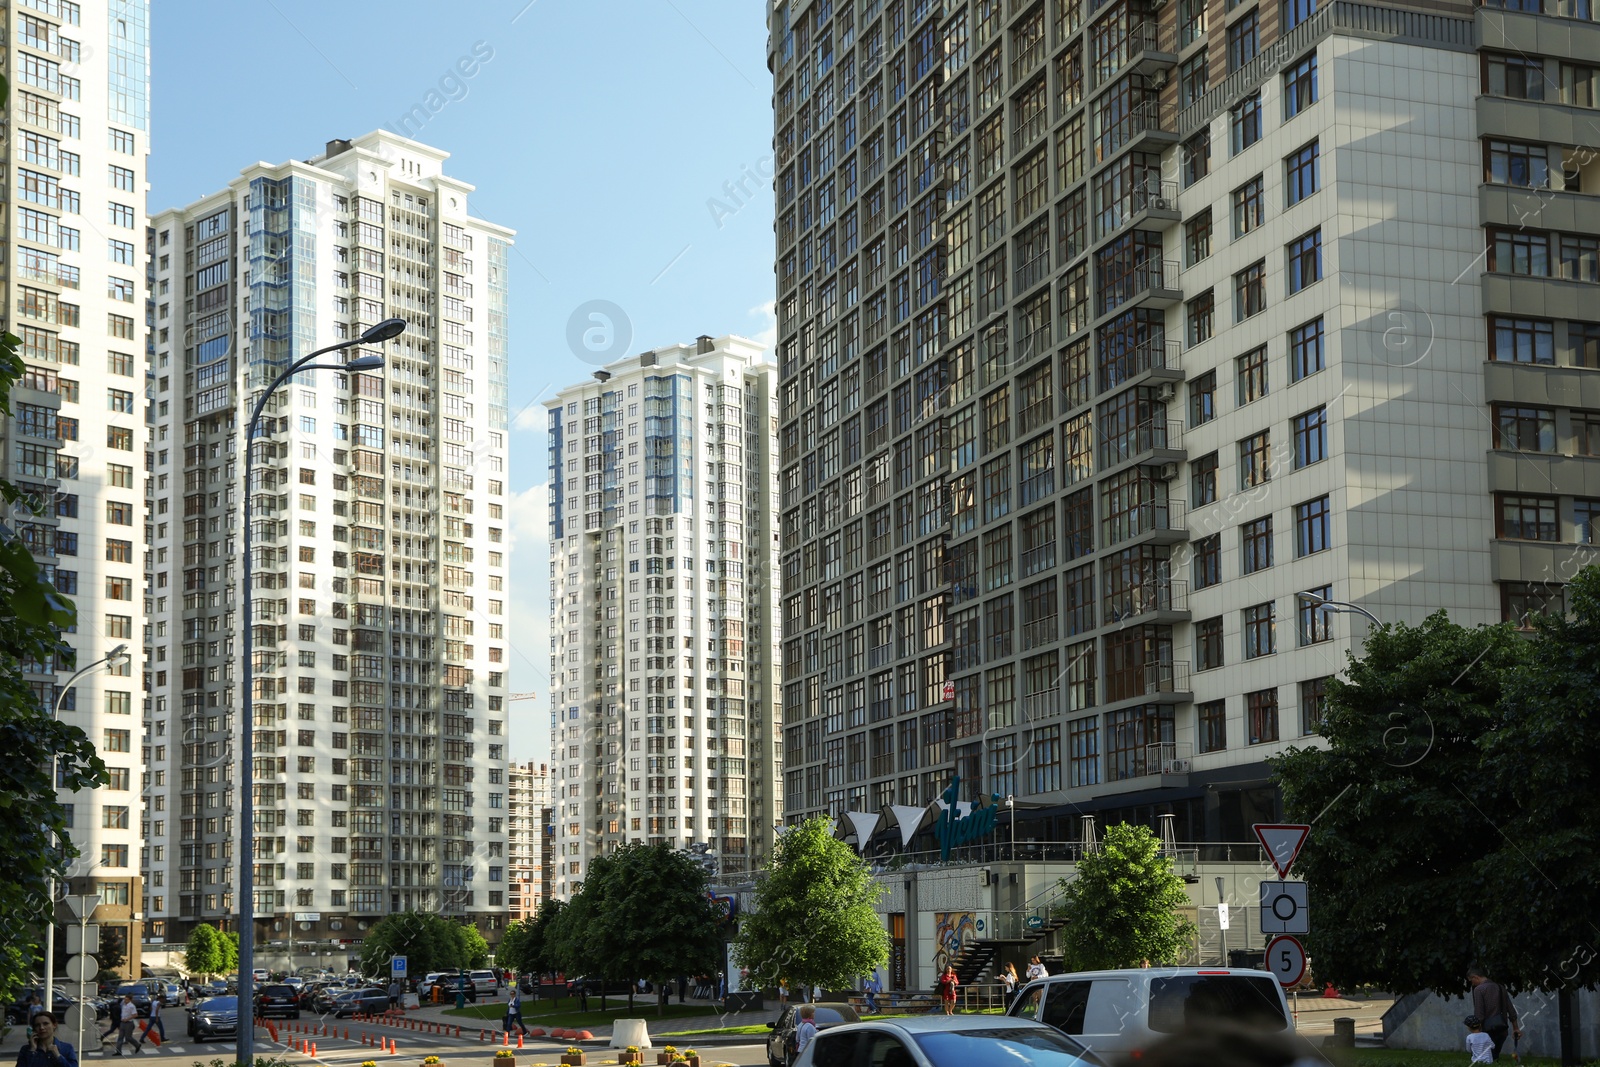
[1155,382,1177,402]
[1149,67,1170,88]
[1156,462,1180,481]
[1162,758,1192,774]
[1151,195,1175,211]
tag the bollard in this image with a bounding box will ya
[517,1033,524,1049]
[344,1028,349,1041]
[479,1030,485,1042]
[455,1027,461,1038]
[503,1030,510,1047]
[1331,1018,1356,1048]
[311,1043,317,1057]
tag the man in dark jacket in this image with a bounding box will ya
[18,1013,78,1067]
[1468,966,1521,1061]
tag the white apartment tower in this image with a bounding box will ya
[0,0,151,962]
[507,761,551,922]
[546,336,781,897]
[143,131,514,955]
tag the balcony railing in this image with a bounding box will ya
[1099,337,1182,392]
[1099,258,1179,316]
[1099,418,1183,470]
[1104,577,1189,622]
[1103,497,1186,546]
[1096,98,1175,164]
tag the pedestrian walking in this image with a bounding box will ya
[25,994,44,1028]
[862,972,881,1014]
[1000,963,1018,1001]
[1468,967,1521,1061]
[18,1012,77,1067]
[504,985,529,1037]
[132,996,164,1051]
[793,1004,818,1063]
[677,975,687,1003]
[936,965,959,1016]
[1465,1016,1495,1065]
[778,979,788,1006]
[388,979,402,1005]
[1026,956,1048,981]
[112,995,139,1055]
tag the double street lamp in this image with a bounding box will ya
[43,645,129,1011]
[1298,590,1383,628]
[238,318,404,1065]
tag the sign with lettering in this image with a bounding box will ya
[933,776,1001,861]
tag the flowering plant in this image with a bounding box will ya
[362,1061,379,1067]
[423,1058,442,1065]
[567,1048,582,1056]
[495,1051,517,1059]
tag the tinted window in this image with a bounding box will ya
[913,1027,1097,1066]
[859,1031,918,1067]
[1039,981,1092,1034]
[196,998,237,1011]
[260,986,295,996]
[116,985,144,996]
[1147,976,1288,1033]
[1012,986,1044,1020]
[810,1031,860,1067]
[814,1007,857,1026]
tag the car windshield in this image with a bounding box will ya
[913,1028,1099,1066]
[261,986,294,995]
[1147,976,1288,1034]
[116,985,144,996]
[196,998,238,1013]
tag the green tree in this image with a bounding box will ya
[1482,567,1600,993]
[734,816,889,997]
[501,899,566,978]
[1273,612,1529,995]
[184,923,226,979]
[220,930,240,975]
[1053,823,1196,971]
[98,926,127,981]
[455,922,490,969]
[356,911,470,979]
[544,846,722,1014]
[0,330,109,1010]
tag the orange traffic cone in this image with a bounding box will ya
[517,1033,524,1049]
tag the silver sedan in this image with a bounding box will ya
[793,1015,1104,1067]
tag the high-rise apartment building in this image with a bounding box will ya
[768,0,1600,840]
[545,336,781,897]
[507,761,551,921]
[143,131,514,954]
[0,0,150,963]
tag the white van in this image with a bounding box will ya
[1007,968,1293,1060]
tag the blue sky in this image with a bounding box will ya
[150,1,777,764]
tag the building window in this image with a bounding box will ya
[1191,451,1218,506]
[1187,290,1215,347]
[1492,404,1555,452]
[1189,371,1216,426]
[1068,716,1100,788]
[1577,498,1600,544]
[1236,345,1268,404]
[1300,677,1330,735]
[1298,585,1334,646]
[1227,12,1260,71]
[1575,411,1600,455]
[1235,260,1267,320]
[1502,581,1565,629]
[1196,617,1225,671]
[1229,92,1262,153]
[1198,700,1227,753]
[1243,602,1276,658]
[1295,495,1331,556]
[1028,725,1062,794]
[1292,406,1327,468]
[1241,516,1273,574]
[1496,493,1559,540]
[1239,430,1271,488]
[1283,0,1317,31]
[1290,317,1325,381]
[1287,229,1322,292]
[1285,141,1320,205]
[1180,50,1209,107]
[1181,129,1210,187]
[1576,322,1600,370]
[1488,316,1554,364]
[1283,53,1317,116]
[1233,176,1264,237]
[1247,688,1280,744]
[1185,209,1213,268]
[1193,534,1221,589]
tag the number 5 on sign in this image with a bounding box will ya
[1265,935,1307,988]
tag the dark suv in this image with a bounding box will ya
[254,983,301,1019]
[112,983,153,1018]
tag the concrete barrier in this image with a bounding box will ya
[611,1018,651,1049]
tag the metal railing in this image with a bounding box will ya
[1098,337,1181,392]
[1098,418,1183,470]
[1104,577,1189,621]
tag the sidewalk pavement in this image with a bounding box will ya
[398,996,781,1046]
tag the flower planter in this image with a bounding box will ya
[560,1056,586,1067]
[618,1055,643,1066]
[494,1059,514,1067]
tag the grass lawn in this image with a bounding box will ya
[442,1000,712,1029]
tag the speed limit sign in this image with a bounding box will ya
[1266,934,1307,988]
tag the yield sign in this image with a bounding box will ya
[1254,823,1311,878]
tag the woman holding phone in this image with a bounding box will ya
[17,1012,78,1067]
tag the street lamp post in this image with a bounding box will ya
[43,644,129,1013]
[1298,590,1382,627]
[238,318,403,1065]
[1005,795,1015,863]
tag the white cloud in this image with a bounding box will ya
[748,299,777,357]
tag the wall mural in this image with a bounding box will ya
[933,910,977,974]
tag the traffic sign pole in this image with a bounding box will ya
[1266,935,1308,988]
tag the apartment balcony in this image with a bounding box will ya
[1127,22,1178,79]
[1129,179,1182,228]
[1103,578,1190,625]
[1099,338,1183,393]
[1103,498,1187,548]
[1098,418,1185,473]
[1095,98,1178,165]
[1104,661,1193,707]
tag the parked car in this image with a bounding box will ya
[439,973,478,1003]
[469,969,501,997]
[329,988,391,1018]
[187,996,240,1042]
[5,988,75,1025]
[415,973,446,999]
[767,1003,860,1067]
[566,976,638,998]
[1008,967,1293,1062]
[794,1015,1103,1067]
[254,983,301,1019]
